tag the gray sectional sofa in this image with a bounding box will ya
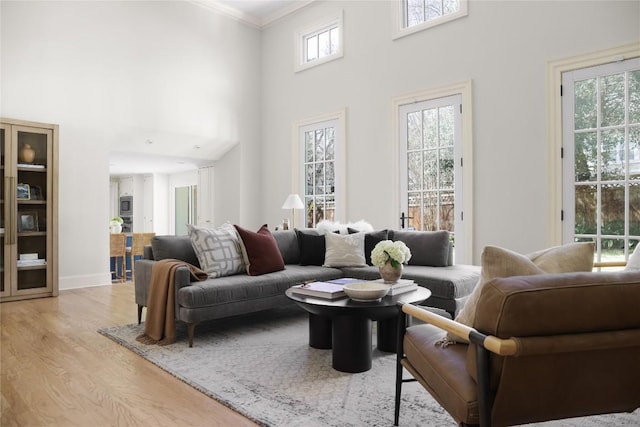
[134,228,480,346]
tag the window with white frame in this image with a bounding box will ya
[295,13,343,72]
[393,0,467,40]
[301,120,337,227]
[295,113,345,228]
[561,58,640,265]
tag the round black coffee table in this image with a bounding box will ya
[285,287,431,373]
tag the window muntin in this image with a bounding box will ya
[295,13,343,72]
[562,59,640,265]
[394,0,467,40]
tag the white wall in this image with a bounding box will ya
[1,0,638,290]
[1,1,261,289]
[260,0,640,262]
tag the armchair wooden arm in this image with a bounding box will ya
[593,260,627,268]
[401,303,518,356]
[396,303,517,427]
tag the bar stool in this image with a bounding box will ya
[126,232,155,281]
[110,233,127,283]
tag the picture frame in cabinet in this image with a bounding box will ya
[18,211,39,232]
[30,185,43,200]
[17,183,30,200]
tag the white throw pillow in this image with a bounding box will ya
[626,244,640,271]
[323,232,367,268]
[187,223,246,278]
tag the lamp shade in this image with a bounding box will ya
[282,194,304,210]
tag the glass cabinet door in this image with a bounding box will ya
[0,125,8,298]
[13,126,52,295]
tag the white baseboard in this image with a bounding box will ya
[60,273,113,290]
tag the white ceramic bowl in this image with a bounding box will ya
[343,282,390,302]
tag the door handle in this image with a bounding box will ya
[400,212,413,229]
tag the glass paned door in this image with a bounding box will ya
[400,95,462,236]
[563,59,640,264]
[175,185,197,236]
[302,120,337,227]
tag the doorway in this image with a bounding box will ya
[175,185,197,235]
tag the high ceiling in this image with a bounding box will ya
[110,0,313,176]
[214,0,313,26]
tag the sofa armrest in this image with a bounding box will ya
[134,259,155,307]
[134,260,194,308]
[174,265,193,290]
[143,245,154,260]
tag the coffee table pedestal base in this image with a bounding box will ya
[308,313,332,349]
[332,315,372,373]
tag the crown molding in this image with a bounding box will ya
[187,0,314,29]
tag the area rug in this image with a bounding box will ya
[98,307,640,427]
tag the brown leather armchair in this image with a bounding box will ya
[394,270,640,426]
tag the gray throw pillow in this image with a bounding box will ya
[389,230,450,267]
[151,235,200,268]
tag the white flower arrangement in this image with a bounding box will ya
[110,216,124,227]
[371,240,412,269]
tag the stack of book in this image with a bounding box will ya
[290,278,360,300]
[17,259,47,267]
[372,278,417,295]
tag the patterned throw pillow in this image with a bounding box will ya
[187,223,246,278]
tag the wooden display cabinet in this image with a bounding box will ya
[0,118,58,302]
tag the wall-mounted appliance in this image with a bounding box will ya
[119,196,133,217]
[121,216,132,233]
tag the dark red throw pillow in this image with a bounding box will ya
[234,224,285,276]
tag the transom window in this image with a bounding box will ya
[304,25,339,63]
[295,13,343,72]
[393,0,468,40]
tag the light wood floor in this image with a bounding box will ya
[0,282,259,427]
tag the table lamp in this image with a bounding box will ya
[281,194,304,229]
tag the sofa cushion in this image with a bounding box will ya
[450,243,595,343]
[151,235,200,268]
[177,264,344,309]
[349,229,389,266]
[323,231,367,268]
[187,223,246,278]
[295,229,326,266]
[235,224,285,276]
[271,230,300,264]
[403,324,478,425]
[389,230,450,267]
